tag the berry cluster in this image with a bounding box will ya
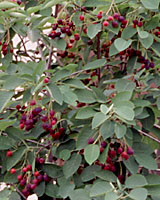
[132,19,143,28]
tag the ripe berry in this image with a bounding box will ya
[41,115,48,122]
[30,100,36,106]
[137,21,143,27]
[31,184,37,190]
[118,16,125,22]
[51,118,57,125]
[107,16,113,21]
[118,175,125,184]
[101,141,107,148]
[43,174,51,182]
[17,174,23,182]
[57,19,63,25]
[113,13,119,19]
[32,179,39,185]
[50,110,55,117]
[10,168,16,174]
[121,152,129,160]
[74,33,80,41]
[22,188,29,197]
[88,137,94,144]
[79,15,84,21]
[22,167,28,173]
[39,158,45,164]
[52,23,58,30]
[17,0,22,5]
[60,27,66,33]
[149,62,155,68]
[133,19,138,25]
[87,40,93,45]
[26,164,32,171]
[20,179,26,186]
[127,147,134,155]
[16,104,21,110]
[59,127,65,134]
[103,21,109,27]
[112,21,118,28]
[70,38,75,43]
[6,151,13,157]
[37,174,43,182]
[44,77,50,84]
[10,48,13,53]
[100,147,103,153]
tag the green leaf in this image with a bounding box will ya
[112,91,132,104]
[52,69,72,82]
[145,17,159,31]
[47,84,63,105]
[156,97,160,110]
[127,56,137,73]
[63,79,85,89]
[45,183,58,198]
[80,165,101,182]
[42,0,64,10]
[9,12,26,18]
[4,170,20,184]
[0,120,16,132]
[74,89,96,103]
[0,1,18,9]
[99,145,109,164]
[87,23,102,39]
[92,112,109,129]
[114,106,134,121]
[6,146,26,170]
[83,59,106,70]
[69,189,90,200]
[9,192,21,200]
[100,105,109,114]
[27,5,42,14]
[134,153,157,170]
[139,34,153,49]
[123,156,139,174]
[34,181,45,197]
[95,170,117,182]
[115,79,135,93]
[109,43,119,56]
[140,0,159,10]
[3,76,25,90]
[63,153,82,179]
[122,26,137,40]
[129,188,148,200]
[125,174,148,188]
[58,177,75,198]
[42,164,63,178]
[0,136,14,150]
[33,61,45,78]
[76,126,95,150]
[115,123,127,139]
[105,192,119,200]
[27,28,40,42]
[91,86,107,103]
[90,181,112,197]
[84,144,100,165]
[138,30,149,39]
[76,107,97,119]
[114,38,132,52]
[0,91,14,112]
[114,101,135,109]
[59,149,71,161]
[100,120,115,139]
[51,39,67,51]
[60,86,78,106]
[0,189,11,200]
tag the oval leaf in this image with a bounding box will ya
[84,144,100,165]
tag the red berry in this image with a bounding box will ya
[138,21,143,27]
[59,127,65,134]
[39,158,45,164]
[103,21,109,27]
[51,119,57,125]
[20,179,26,186]
[6,151,13,157]
[104,165,110,170]
[50,110,55,117]
[27,164,32,171]
[83,28,87,34]
[17,0,22,5]
[10,48,13,53]
[19,123,24,129]
[88,137,94,144]
[44,77,50,84]
[97,12,103,19]
[32,179,39,185]
[70,38,75,43]
[31,184,37,190]
[30,100,36,106]
[34,171,39,177]
[22,167,28,173]
[100,147,103,153]
[16,104,21,110]
[121,152,129,160]
[10,168,16,174]
[110,150,116,158]
[79,15,84,21]
[117,147,123,154]
[127,147,134,155]
[108,16,113,21]
[112,21,118,28]
[74,33,80,41]
[113,13,119,19]
[17,174,23,182]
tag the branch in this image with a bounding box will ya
[96,32,101,82]
[26,139,50,148]
[138,129,160,144]
[52,53,64,66]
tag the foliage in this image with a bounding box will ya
[0,0,160,199]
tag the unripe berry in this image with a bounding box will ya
[44,77,50,84]
[19,123,24,129]
[103,21,109,27]
[79,15,84,21]
[22,167,28,173]
[121,152,129,160]
[10,168,16,174]
[6,151,13,157]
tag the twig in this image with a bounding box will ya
[138,129,160,144]
[9,183,26,200]
[18,35,35,62]
[52,53,64,66]
[96,32,101,82]
[106,0,115,16]
[46,46,53,70]
[154,124,160,129]
[26,139,49,148]
[37,40,46,61]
